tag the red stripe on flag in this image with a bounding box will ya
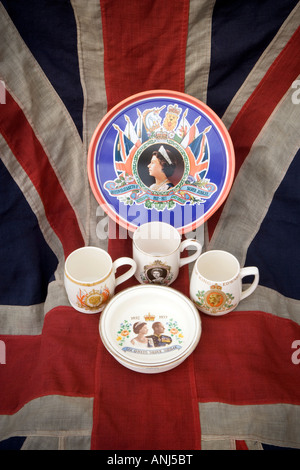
[208,26,300,238]
[235,440,249,450]
[92,344,201,450]
[0,308,99,414]
[91,0,201,451]
[0,91,85,257]
[194,311,300,405]
[100,0,190,110]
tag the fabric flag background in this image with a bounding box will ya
[0,0,300,450]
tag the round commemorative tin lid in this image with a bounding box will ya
[99,285,201,372]
[88,90,235,234]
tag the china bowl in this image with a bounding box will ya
[99,284,201,374]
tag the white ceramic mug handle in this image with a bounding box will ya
[113,257,137,287]
[179,240,202,267]
[240,266,259,300]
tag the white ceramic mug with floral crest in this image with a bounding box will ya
[190,250,259,315]
[64,246,136,313]
[133,221,202,286]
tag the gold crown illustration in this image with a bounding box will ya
[144,313,156,322]
[166,104,181,115]
[210,284,222,290]
[155,131,168,139]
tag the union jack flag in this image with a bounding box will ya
[0,0,300,451]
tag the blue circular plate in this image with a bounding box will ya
[88,90,235,234]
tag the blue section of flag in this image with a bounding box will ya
[0,159,58,306]
[207,0,298,117]
[246,149,300,300]
[0,436,26,450]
